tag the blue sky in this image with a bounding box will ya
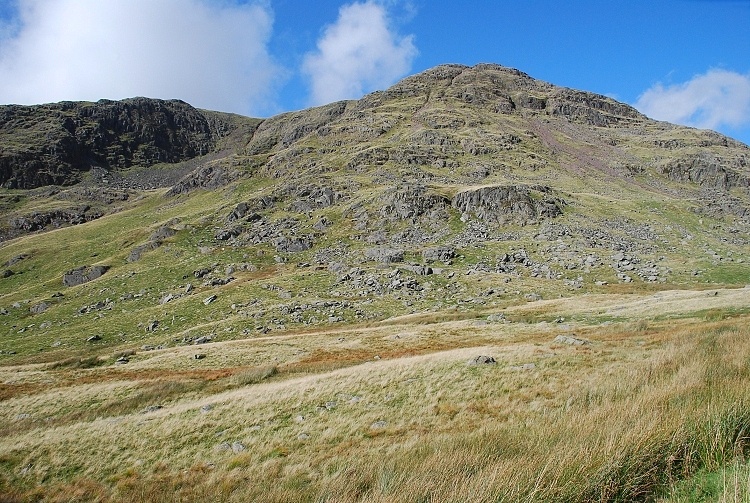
[0,0,749,144]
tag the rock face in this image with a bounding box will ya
[8,206,103,232]
[0,98,255,189]
[452,185,563,224]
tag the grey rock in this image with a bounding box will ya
[194,336,212,345]
[422,246,455,263]
[63,265,110,287]
[149,226,177,242]
[452,185,562,224]
[127,242,158,262]
[273,236,313,253]
[371,420,388,429]
[364,247,404,264]
[86,334,102,342]
[553,334,590,346]
[30,302,49,314]
[203,295,217,305]
[467,355,497,365]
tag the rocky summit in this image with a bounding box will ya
[1,63,750,501]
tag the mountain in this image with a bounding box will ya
[1,64,750,501]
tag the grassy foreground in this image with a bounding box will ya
[2,291,750,502]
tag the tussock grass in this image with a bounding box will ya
[46,355,105,370]
[230,364,278,386]
[2,313,750,501]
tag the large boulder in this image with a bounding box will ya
[62,265,110,287]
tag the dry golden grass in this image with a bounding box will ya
[1,289,750,501]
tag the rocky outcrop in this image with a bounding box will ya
[379,185,450,221]
[8,206,103,232]
[451,185,563,224]
[166,163,241,196]
[0,98,252,189]
[661,153,747,191]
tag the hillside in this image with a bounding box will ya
[1,63,750,501]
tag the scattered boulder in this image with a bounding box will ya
[194,268,211,278]
[203,295,217,305]
[273,236,313,253]
[467,355,497,365]
[149,226,177,242]
[127,242,158,262]
[86,335,102,342]
[422,246,455,263]
[63,265,110,287]
[364,247,404,264]
[553,334,590,346]
[1,269,14,278]
[30,302,49,314]
[194,335,212,345]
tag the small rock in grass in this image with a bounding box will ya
[467,355,497,365]
[553,334,590,346]
[371,420,388,430]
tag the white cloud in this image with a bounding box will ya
[302,1,417,106]
[635,69,750,131]
[0,0,284,116]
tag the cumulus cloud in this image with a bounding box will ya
[635,69,750,130]
[302,1,417,106]
[0,0,283,116]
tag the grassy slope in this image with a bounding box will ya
[2,288,750,501]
